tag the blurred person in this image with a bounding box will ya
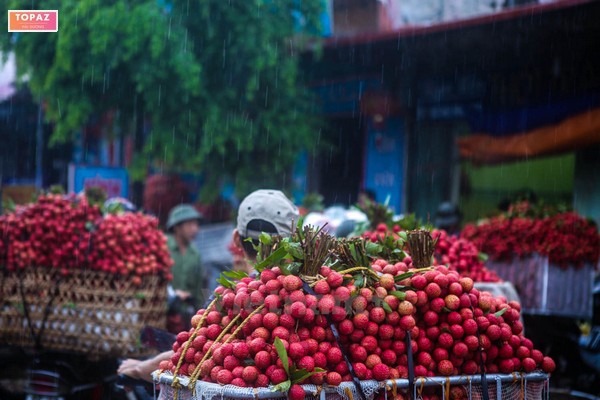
[165,205,204,307]
[435,201,462,234]
[118,189,299,382]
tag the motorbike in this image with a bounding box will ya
[0,346,119,400]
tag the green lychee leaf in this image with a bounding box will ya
[354,274,364,288]
[134,293,146,300]
[494,307,508,317]
[365,241,383,256]
[223,270,249,280]
[478,252,489,262]
[274,337,290,376]
[216,276,235,290]
[281,262,302,276]
[283,241,304,260]
[394,271,415,282]
[290,367,325,384]
[271,379,291,393]
[254,246,288,272]
[382,302,393,314]
[442,306,452,313]
[390,291,407,301]
[399,231,408,241]
[259,232,273,246]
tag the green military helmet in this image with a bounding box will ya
[166,204,203,231]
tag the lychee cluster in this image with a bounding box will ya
[162,258,554,392]
[432,229,501,283]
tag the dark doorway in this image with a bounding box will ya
[317,117,365,207]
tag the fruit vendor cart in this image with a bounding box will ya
[149,229,557,400]
[155,371,550,400]
[0,193,171,359]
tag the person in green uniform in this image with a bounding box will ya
[165,204,204,307]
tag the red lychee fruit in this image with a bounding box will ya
[269,368,287,384]
[327,347,344,365]
[233,342,250,360]
[423,311,439,326]
[373,364,390,381]
[352,295,368,312]
[414,365,428,377]
[398,300,415,316]
[453,342,469,358]
[273,314,292,330]
[288,384,305,400]
[449,324,465,340]
[326,371,343,386]
[311,326,327,342]
[445,294,460,310]
[379,274,396,290]
[289,342,306,360]
[314,352,327,369]
[256,374,269,387]
[542,357,556,373]
[216,369,233,385]
[272,326,290,341]
[224,355,240,371]
[425,283,442,299]
[499,359,515,374]
[531,349,544,364]
[318,295,336,315]
[254,351,272,370]
[353,363,369,380]
[283,275,303,292]
[366,354,382,369]
[381,349,397,366]
[464,335,479,352]
[522,357,537,373]
[262,312,279,331]
[327,271,344,289]
[399,315,416,330]
[411,274,427,290]
[430,298,446,313]
[462,319,478,336]
[264,294,281,310]
[462,360,478,375]
[242,366,259,383]
[314,280,331,295]
[378,324,394,340]
[289,301,307,319]
[370,307,386,324]
[417,352,433,367]
[298,356,316,372]
[438,360,454,376]
[437,333,454,349]
[350,345,368,362]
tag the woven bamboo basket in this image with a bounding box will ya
[0,267,167,359]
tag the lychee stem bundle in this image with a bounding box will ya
[170,297,218,387]
[189,313,242,387]
[407,230,435,269]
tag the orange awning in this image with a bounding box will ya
[458,107,600,164]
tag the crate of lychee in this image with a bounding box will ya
[461,204,600,319]
[0,193,172,359]
[154,228,554,400]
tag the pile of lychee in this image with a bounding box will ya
[161,257,555,399]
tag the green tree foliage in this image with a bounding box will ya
[1,0,324,196]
